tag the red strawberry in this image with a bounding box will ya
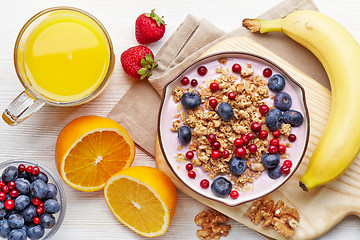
[135,9,166,44]
[120,45,158,80]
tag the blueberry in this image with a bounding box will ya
[181,92,201,110]
[21,205,37,222]
[217,102,234,121]
[268,165,282,179]
[283,110,304,127]
[17,171,28,180]
[28,172,49,184]
[268,74,285,92]
[27,225,44,240]
[15,195,30,211]
[21,225,28,235]
[178,125,192,145]
[8,214,25,229]
[265,108,283,131]
[2,166,18,183]
[40,213,55,229]
[228,157,247,176]
[8,229,27,240]
[5,209,18,219]
[46,183,58,199]
[30,180,47,199]
[210,177,232,198]
[15,178,30,195]
[261,153,280,168]
[274,92,292,111]
[0,201,4,209]
[0,219,11,238]
[0,209,6,219]
[44,199,61,214]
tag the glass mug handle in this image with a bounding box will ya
[2,91,45,126]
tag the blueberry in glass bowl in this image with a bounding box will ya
[0,160,66,240]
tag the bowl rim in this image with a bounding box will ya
[0,159,66,238]
[157,51,310,207]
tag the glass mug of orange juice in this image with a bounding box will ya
[3,7,114,125]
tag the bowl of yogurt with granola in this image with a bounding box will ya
[158,52,309,206]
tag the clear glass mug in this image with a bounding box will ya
[2,7,115,126]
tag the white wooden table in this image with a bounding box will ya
[1,1,359,239]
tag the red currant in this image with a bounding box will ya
[0,192,5,201]
[198,66,208,76]
[281,165,291,175]
[247,132,255,140]
[32,198,41,206]
[272,130,281,138]
[4,199,14,210]
[18,164,26,172]
[210,82,219,92]
[250,122,261,132]
[191,79,198,87]
[188,170,196,179]
[211,141,221,150]
[185,163,193,171]
[185,151,194,160]
[288,134,297,142]
[200,179,210,189]
[230,190,239,199]
[211,150,221,159]
[209,98,218,108]
[228,92,236,100]
[38,202,44,208]
[259,130,268,140]
[259,104,270,115]
[26,166,33,173]
[234,138,243,147]
[235,147,247,158]
[278,145,286,154]
[2,185,10,194]
[207,134,216,143]
[248,144,257,153]
[33,217,40,225]
[270,138,280,147]
[222,150,230,159]
[10,190,18,198]
[7,181,16,190]
[263,68,272,78]
[0,181,4,188]
[232,63,242,73]
[241,135,249,145]
[268,145,278,154]
[36,206,45,215]
[283,160,293,168]
[32,166,40,175]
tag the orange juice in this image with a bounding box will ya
[19,10,111,102]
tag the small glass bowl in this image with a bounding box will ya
[0,160,66,239]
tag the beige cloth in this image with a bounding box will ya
[108,0,325,156]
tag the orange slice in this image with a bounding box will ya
[55,115,135,192]
[104,166,177,237]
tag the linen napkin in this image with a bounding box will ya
[108,0,326,156]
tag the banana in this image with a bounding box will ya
[242,10,360,191]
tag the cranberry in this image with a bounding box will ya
[222,150,230,159]
[38,202,44,208]
[200,179,210,189]
[32,166,40,175]
[36,206,45,215]
[185,163,193,171]
[241,135,249,145]
[10,190,18,198]
[259,104,270,115]
[232,63,242,73]
[228,92,236,100]
[272,130,281,138]
[259,130,268,140]
[211,150,221,159]
[198,66,208,76]
[191,79,198,87]
[270,138,280,147]
[248,144,257,153]
[288,134,297,142]
[181,77,190,85]
[18,164,26,172]
[188,170,196,179]
[281,165,291,175]
[234,138,243,147]
[263,68,272,78]
[210,82,219,92]
[283,160,293,168]
[278,145,286,154]
[235,147,247,158]
[185,151,194,160]
[0,181,4,188]
[207,134,216,143]
[0,192,5,201]
[250,122,261,132]
[33,217,40,225]
[209,98,218,108]
[247,132,255,140]
[32,198,41,206]
[268,145,278,154]
[26,166,33,173]
[230,190,239,199]
[7,181,16,190]
[211,141,221,150]
[4,199,14,210]
[2,185,10,194]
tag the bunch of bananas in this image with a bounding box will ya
[243,10,360,191]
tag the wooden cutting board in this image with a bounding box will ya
[154,36,360,240]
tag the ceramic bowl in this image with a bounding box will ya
[158,52,309,206]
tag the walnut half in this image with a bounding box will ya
[194,209,231,240]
